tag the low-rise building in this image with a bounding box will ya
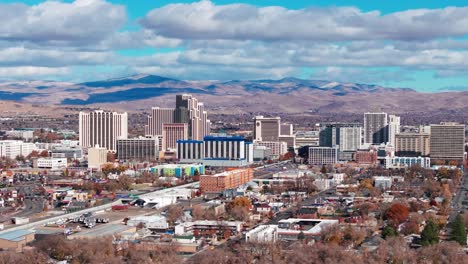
[277,218,338,240]
[384,156,431,169]
[245,225,278,243]
[373,176,393,189]
[87,145,107,170]
[355,150,378,165]
[199,168,254,193]
[117,137,159,161]
[175,220,243,238]
[308,147,338,165]
[35,157,67,170]
[148,164,205,178]
[127,215,169,230]
[0,229,35,252]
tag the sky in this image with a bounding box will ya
[2,0,468,92]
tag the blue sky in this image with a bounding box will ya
[2,0,468,92]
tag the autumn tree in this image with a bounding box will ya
[385,203,409,227]
[166,204,184,225]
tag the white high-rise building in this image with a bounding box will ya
[79,110,128,152]
[364,112,388,144]
[388,115,401,147]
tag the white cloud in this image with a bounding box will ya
[141,1,468,41]
[0,0,126,46]
[0,46,115,67]
[0,66,69,79]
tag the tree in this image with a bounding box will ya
[166,205,184,225]
[298,231,305,240]
[449,214,467,246]
[385,203,409,227]
[232,196,252,209]
[117,175,134,190]
[421,220,439,246]
[382,226,398,239]
[320,165,327,174]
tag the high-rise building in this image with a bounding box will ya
[430,122,465,162]
[364,112,388,144]
[308,147,338,165]
[388,115,401,146]
[116,137,159,161]
[280,124,293,136]
[395,132,430,157]
[145,95,211,140]
[145,107,175,136]
[254,116,281,142]
[162,123,189,150]
[79,110,128,152]
[319,123,362,152]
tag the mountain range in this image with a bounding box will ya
[0,74,467,114]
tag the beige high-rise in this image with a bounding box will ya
[79,110,128,152]
[430,122,465,161]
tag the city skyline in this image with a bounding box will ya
[0,0,468,92]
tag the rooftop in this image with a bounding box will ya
[0,229,34,242]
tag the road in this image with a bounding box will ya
[445,169,467,236]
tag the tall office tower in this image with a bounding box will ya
[388,115,401,146]
[145,107,175,136]
[145,95,210,140]
[253,116,281,141]
[162,123,189,150]
[364,112,388,144]
[395,132,430,156]
[430,122,465,162]
[79,110,128,152]
[319,123,362,152]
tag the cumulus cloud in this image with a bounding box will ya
[141,0,468,41]
[0,66,69,79]
[0,46,115,67]
[0,0,126,46]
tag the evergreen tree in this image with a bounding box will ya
[382,226,398,239]
[321,165,327,174]
[298,231,305,240]
[449,214,467,246]
[421,220,439,246]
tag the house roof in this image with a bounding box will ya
[0,229,34,242]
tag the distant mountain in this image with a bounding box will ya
[80,74,179,88]
[0,75,466,114]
